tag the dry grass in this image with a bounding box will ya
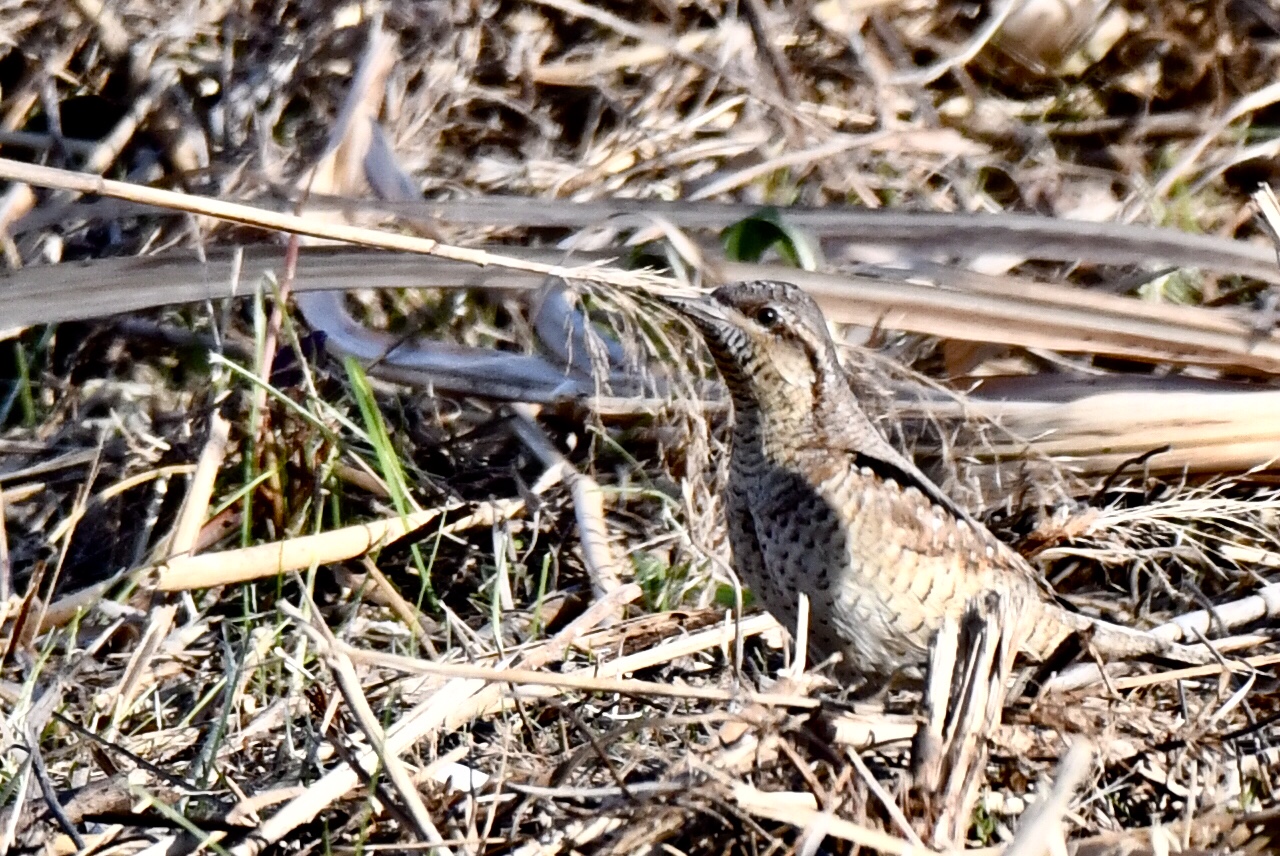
[0,1,1279,854]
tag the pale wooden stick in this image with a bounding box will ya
[1003,740,1094,856]
[724,778,950,856]
[1044,584,1280,692]
[162,411,231,559]
[509,404,625,601]
[153,499,522,590]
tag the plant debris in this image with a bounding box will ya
[0,1,1278,854]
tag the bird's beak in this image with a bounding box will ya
[657,291,730,333]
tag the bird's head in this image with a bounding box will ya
[665,280,974,520]
[666,280,842,421]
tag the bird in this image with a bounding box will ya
[664,280,1210,689]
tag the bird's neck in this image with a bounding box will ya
[729,361,858,463]
[729,391,827,466]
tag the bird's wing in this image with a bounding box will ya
[825,408,979,526]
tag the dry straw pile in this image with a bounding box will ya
[0,1,1278,853]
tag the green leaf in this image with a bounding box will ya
[344,358,437,607]
[345,358,415,517]
[720,207,823,270]
[713,583,755,610]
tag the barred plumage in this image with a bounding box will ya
[667,280,1208,688]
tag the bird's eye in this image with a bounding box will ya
[754,306,780,328]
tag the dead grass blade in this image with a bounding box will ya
[267,197,1280,286]
[105,604,176,736]
[936,387,1280,476]
[1045,583,1280,692]
[913,594,1024,849]
[720,262,1280,374]
[6,244,1277,377]
[283,601,454,852]
[340,638,817,709]
[0,158,662,289]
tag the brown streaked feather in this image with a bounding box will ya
[668,280,1213,685]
